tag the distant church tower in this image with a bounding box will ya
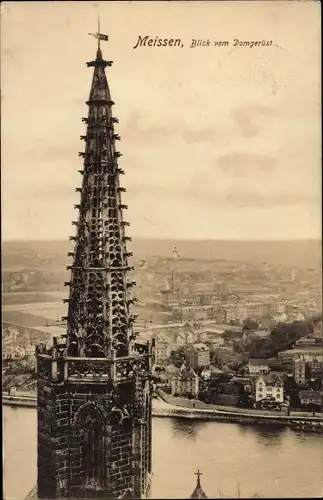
[36,34,153,499]
[190,471,208,499]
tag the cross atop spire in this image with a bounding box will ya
[195,470,203,485]
[190,470,208,499]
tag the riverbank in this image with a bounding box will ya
[3,392,323,429]
[157,389,322,419]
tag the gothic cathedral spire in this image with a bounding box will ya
[65,42,135,360]
[35,37,153,500]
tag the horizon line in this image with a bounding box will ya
[2,237,322,243]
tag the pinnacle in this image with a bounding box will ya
[96,46,103,60]
[65,46,135,360]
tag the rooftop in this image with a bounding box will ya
[252,330,271,338]
[165,364,178,374]
[282,347,323,355]
[200,327,225,335]
[258,373,283,386]
[193,343,208,350]
[299,390,322,399]
[249,359,269,366]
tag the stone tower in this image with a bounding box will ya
[36,36,153,499]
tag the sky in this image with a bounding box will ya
[1,1,321,241]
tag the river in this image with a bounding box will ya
[3,406,322,499]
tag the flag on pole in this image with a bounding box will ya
[89,32,109,41]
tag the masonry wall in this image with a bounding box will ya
[110,424,134,497]
[37,378,143,499]
[37,380,70,498]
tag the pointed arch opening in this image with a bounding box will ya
[72,402,107,494]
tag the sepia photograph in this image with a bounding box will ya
[1,1,322,499]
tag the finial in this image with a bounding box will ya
[195,470,203,486]
[88,17,108,55]
[97,13,101,49]
[190,470,208,499]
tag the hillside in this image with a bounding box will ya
[3,238,321,270]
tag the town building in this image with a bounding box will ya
[299,390,323,407]
[294,359,306,385]
[233,376,253,394]
[248,359,270,375]
[3,344,26,360]
[313,321,322,338]
[25,343,36,358]
[177,305,214,322]
[185,330,196,345]
[3,327,19,345]
[212,307,227,324]
[198,326,225,344]
[210,296,221,308]
[165,363,179,379]
[176,331,186,348]
[275,302,286,314]
[222,305,236,324]
[295,337,317,347]
[160,289,179,308]
[273,313,288,323]
[287,311,305,322]
[249,329,271,340]
[214,281,226,295]
[213,346,235,365]
[309,360,323,379]
[244,301,264,319]
[255,373,284,403]
[278,347,323,363]
[153,334,171,365]
[185,343,210,369]
[31,37,153,500]
[200,365,223,381]
[206,338,224,351]
[171,363,199,397]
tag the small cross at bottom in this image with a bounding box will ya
[195,470,203,481]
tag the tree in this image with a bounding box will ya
[229,361,242,375]
[245,318,317,359]
[243,318,259,331]
[267,360,285,372]
[169,348,185,368]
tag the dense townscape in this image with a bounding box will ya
[3,244,322,420]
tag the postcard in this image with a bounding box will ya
[2,1,321,499]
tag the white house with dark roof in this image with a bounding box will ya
[171,363,199,397]
[255,373,284,403]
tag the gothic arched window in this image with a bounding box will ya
[74,403,107,492]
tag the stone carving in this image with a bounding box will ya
[68,360,110,379]
[38,358,51,379]
[36,43,152,500]
[73,401,107,428]
[115,356,148,381]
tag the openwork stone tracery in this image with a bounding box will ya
[36,39,152,500]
